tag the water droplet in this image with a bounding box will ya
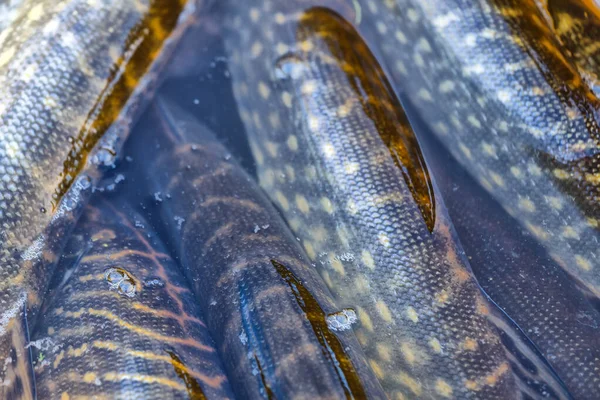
[104,267,137,298]
[154,192,163,202]
[92,148,116,167]
[77,175,92,190]
[274,52,305,81]
[144,277,165,288]
[40,207,46,214]
[326,308,357,331]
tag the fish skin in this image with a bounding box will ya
[361,0,600,397]
[539,0,600,93]
[134,96,386,399]
[30,198,234,400]
[0,0,199,397]
[222,3,518,398]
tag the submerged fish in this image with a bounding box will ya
[223,3,519,398]
[0,0,198,397]
[362,0,600,397]
[31,198,234,399]
[132,97,386,399]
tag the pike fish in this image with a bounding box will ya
[31,198,234,399]
[0,0,199,397]
[133,96,386,399]
[361,0,600,397]
[222,2,521,398]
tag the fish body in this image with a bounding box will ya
[222,3,518,398]
[134,97,386,399]
[31,198,234,399]
[0,0,198,396]
[361,0,600,397]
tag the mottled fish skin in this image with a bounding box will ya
[222,3,518,398]
[361,0,600,397]
[414,106,593,400]
[0,0,198,396]
[134,97,386,399]
[539,0,600,93]
[30,198,234,400]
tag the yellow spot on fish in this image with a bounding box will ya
[527,163,542,176]
[376,343,392,362]
[376,300,393,322]
[329,255,345,275]
[303,241,316,259]
[439,80,455,93]
[299,40,314,52]
[347,199,358,215]
[354,275,369,292]
[305,166,317,181]
[429,338,442,353]
[301,80,317,95]
[275,42,288,55]
[378,232,391,247]
[465,380,478,390]
[307,114,320,130]
[435,379,453,397]
[27,3,44,22]
[395,30,408,44]
[463,338,478,351]
[281,91,293,108]
[481,142,497,157]
[553,169,569,179]
[575,255,592,271]
[249,7,260,22]
[265,141,278,158]
[258,81,270,99]
[344,162,360,175]
[518,197,536,212]
[459,143,472,159]
[251,41,263,58]
[274,191,289,211]
[489,172,505,187]
[398,372,422,396]
[405,307,418,323]
[562,226,579,240]
[286,135,298,151]
[545,196,563,210]
[510,166,523,180]
[295,194,310,214]
[320,197,334,214]
[361,250,375,270]
[467,115,481,128]
[369,359,385,379]
[357,307,374,332]
[274,12,286,24]
[0,46,15,68]
[322,143,336,159]
[417,88,433,101]
[83,372,98,384]
[61,393,70,400]
[525,222,549,241]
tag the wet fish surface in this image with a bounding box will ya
[222,2,521,398]
[361,0,600,397]
[131,96,386,399]
[0,0,199,396]
[31,197,234,400]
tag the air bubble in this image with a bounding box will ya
[77,175,92,190]
[92,148,116,166]
[326,308,357,331]
[274,53,305,81]
[144,277,165,288]
[104,267,137,298]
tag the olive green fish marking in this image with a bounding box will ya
[223,3,517,398]
[539,0,600,93]
[31,198,233,399]
[362,0,600,397]
[134,96,386,399]
[0,0,198,396]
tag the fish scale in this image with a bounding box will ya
[361,0,600,397]
[31,198,234,399]
[222,2,518,398]
[0,0,199,397]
